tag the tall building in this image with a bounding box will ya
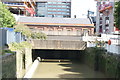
[2,0,71,18]
[1,0,36,16]
[95,0,115,34]
[36,0,71,18]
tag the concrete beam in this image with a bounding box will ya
[32,40,86,50]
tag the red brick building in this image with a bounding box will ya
[18,17,94,36]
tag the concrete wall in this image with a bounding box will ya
[32,40,86,50]
[104,44,120,54]
[2,54,16,78]
[0,29,7,49]
[16,48,32,78]
[46,35,82,41]
[82,48,120,78]
[1,48,32,78]
[0,29,2,55]
[25,48,32,72]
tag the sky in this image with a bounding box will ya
[71,0,97,18]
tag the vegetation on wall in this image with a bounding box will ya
[95,40,105,47]
[14,24,47,39]
[0,2,16,28]
[8,41,32,52]
[14,24,31,38]
[31,32,47,40]
[2,50,15,54]
[83,48,120,78]
[2,54,16,78]
[114,1,120,29]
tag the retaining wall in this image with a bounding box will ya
[82,47,120,78]
[2,54,16,78]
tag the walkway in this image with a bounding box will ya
[32,60,107,78]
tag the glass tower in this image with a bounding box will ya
[36,0,71,18]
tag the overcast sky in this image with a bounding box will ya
[71,0,97,18]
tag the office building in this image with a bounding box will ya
[2,0,71,18]
[36,0,71,18]
[1,0,36,16]
[95,0,115,34]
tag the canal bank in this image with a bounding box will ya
[81,47,120,79]
[31,48,120,79]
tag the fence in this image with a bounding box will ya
[0,28,25,48]
[0,29,7,48]
[83,34,120,54]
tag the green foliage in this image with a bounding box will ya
[3,50,15,54]
[0,2,16,28]
[31,32,47,40]
[14,24,31,38]
[8,41,32,52]
[14,24,47,39]
[95,40,105,47]
[114,1,120,29]
[83,48,120,78]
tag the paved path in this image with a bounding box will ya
[32,60,107,78]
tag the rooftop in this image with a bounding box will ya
[18,17,94,27]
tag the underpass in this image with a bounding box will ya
[31,49,107,78]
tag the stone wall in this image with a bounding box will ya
[1,48,33,78]
[81,47,120,78]
[2,54,16,78]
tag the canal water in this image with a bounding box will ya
[32,60,107,78]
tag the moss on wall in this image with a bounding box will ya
[82,47,120,78]
[2,54,16,78]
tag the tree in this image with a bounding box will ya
[114,1,120,29]
[14,24,31,38]
[14,23,47,40]
[31,32,47,40]
[0,2,16,28]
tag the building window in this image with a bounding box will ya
[100,21,102,24]
[99,26,102,33]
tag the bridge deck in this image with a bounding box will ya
[32,40,86,50]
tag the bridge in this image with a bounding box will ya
[32,39,86,50]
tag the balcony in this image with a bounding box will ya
[99,3,112,13]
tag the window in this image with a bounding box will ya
[48,15,52,17]
[99,26,102,33]
[48,2,52,4]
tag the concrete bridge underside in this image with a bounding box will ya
[32,40,86,50]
